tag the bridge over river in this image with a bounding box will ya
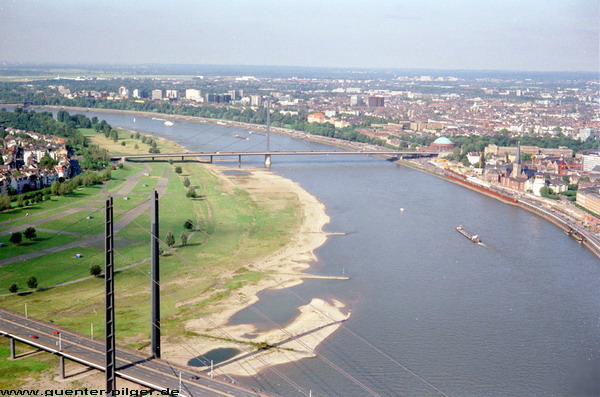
[113,150,438,166]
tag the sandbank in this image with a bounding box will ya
[160,165,350,376]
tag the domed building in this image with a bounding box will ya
[429,137,455,152]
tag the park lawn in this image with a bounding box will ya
[0,232,82,261]
[131,177,159,193]
[0,246,109,292]
[83,127,182,155]
[103,163,144,192]
[0,160,303,349]
[0,185,104,227]
[37,209,107,235]
[0,338,54,389]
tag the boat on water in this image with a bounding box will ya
[152,117,166,121]
[233,134,249,140]
[164,121,174,126]
[456,226,481,243]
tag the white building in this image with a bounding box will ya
[151,89,163,100]
[185,89,202,102]
[582,153,600,172]
[118,86,129,98]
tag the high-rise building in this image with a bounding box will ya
[350,95,364,106]
[368,96,385,107]
[582,153,600,172]
[118,86,129,98]
[228,90,242,100]
[165,90,178,99]
[250,95,262,107]
[132,89,141,98]
[151,89,163,100]
[186,89,202,102]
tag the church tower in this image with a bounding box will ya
[511,141,523,178]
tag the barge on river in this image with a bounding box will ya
[456,226,481,243]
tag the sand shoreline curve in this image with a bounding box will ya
[162,165,351,377]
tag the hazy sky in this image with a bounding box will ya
[1,0,598,72]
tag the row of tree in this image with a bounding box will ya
[8,276,37,293]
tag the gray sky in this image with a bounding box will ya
[1,0,598,72]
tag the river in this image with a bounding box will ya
[25,109,600,396]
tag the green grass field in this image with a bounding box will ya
[82,127,182,155]
[0,132,303,388]
[0,338,54,389]
[0,232,83,261]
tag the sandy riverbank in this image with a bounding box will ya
[161,165,350,376]
[6,104,351,385]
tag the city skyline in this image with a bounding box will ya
[1,0,599,73]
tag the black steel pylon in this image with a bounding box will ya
[151,190,161,358]
[105,197,116,395]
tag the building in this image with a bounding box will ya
[524,173,548,196]
[118,87,129,98]
[151,89,163,100]
[205,94,231,103]
[578,128,598,141]
[576,187,600,215]
[368,96,385,107]
[185,89,202,102]
[250,95,262,107]
[582,153,600,172]
[307,113,326,124]
[428,137,455,152]
[165,90,178,99]
[350,95,364,106]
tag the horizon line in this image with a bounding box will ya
[0,62,598,76]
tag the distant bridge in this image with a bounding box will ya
[113,150,438,166]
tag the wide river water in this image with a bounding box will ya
[29,109,600,396]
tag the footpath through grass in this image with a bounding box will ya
[0,160,302,347]
[0,128,303,388]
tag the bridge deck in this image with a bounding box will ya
[114,150,437,161]
[0,308,271,396]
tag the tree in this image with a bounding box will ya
[26,276,38,289]
[90,264,102,277]
[175,166,182,174]
[183,177,190,188]
[0,196,11,211]
[50,180,60,195]
[24,227,36,240]
[184,219,194,230]
[17,196,24,207]
[40,154,58,169]
[8,283,18,293]
[180,232,188,246]
[9,232,22,245]
[186,187,197,198]
[165,232,175,247]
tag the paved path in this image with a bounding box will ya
[0,164,168,267]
